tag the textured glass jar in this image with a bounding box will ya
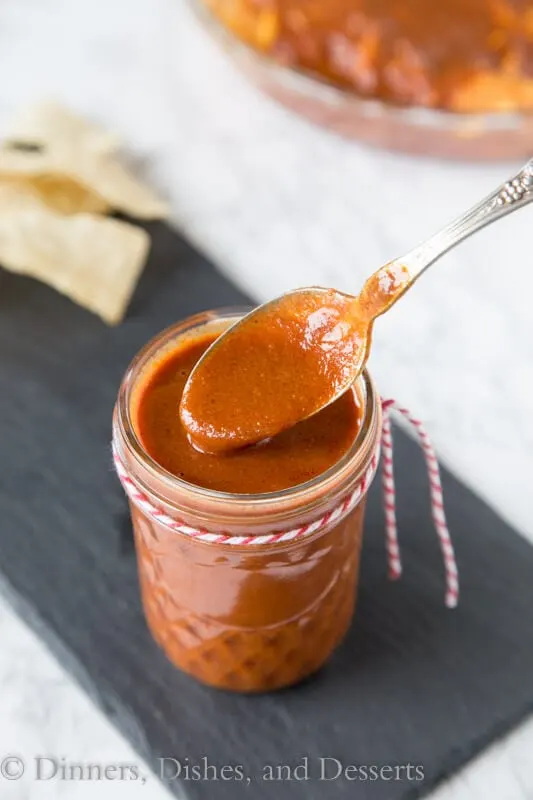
[113,309,381,692]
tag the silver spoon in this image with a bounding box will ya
[181,159,533,454]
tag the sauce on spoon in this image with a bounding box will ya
[181,157,533,454]
[180,263,410,453]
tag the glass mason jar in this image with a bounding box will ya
[113,309,382,692]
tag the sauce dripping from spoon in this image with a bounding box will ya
[180,263,409,454]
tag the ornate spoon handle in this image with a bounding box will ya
[392,159,533,279]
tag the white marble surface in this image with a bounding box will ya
[0,0,532,797]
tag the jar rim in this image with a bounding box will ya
[114,307,381,509]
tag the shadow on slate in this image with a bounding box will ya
[1,222,533,800]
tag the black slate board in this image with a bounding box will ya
[1,223,533,800]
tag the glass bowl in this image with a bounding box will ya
[190,0,533,161]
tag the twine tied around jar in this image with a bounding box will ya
[112,398,459,608]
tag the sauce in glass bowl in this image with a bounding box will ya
[191,0,533,160]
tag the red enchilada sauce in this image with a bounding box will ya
[128,270,407,690]
[130,322,373,691]
[179,290,361,455]
[138,331,362,493]
[180,265,408,454]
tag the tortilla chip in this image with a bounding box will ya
[0,182,44,213]
[4,101,121,156]
[0,103,169,219]
[0,173,110,215]
[0,184,149,325]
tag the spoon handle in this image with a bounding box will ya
[393,159,533,279]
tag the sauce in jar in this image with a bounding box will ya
[137,330,362,493]
[115,311,381,691]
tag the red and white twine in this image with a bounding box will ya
[380,400,459,608]
[113,399,458,608]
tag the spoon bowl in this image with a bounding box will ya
[180,286,365,454]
